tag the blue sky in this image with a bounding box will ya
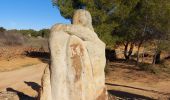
[0,0,70,30]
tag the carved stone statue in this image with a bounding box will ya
[40,9,107,100]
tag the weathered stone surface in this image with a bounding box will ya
[73,10,94,31]
[40,9,107,100]
[39,66,52,100]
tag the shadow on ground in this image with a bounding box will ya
[25,51,50,64]
[24,81,41,92]
[6,88,36,100]
[108,90,155,100]
[107,83,170,100]
[6,82,41,100]
[106,83,170,96]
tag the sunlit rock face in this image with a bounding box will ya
[39,66,52,100]
[40,9,107,100]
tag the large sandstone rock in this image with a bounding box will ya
[39,66,52,100]
[40,9,107,100]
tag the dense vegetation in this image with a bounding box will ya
[0,27,50,38]
[0,27,50,46]
[53,0,170,68]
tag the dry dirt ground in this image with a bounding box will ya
[0,58,46,99]
[106,61,170,100]
[0,56,170,100]
[0,57,43,72]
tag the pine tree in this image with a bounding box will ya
[53,0,140,46]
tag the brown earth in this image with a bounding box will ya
[0,62,46,99]
[0,57,43,72]
[106,61,170,100]
[0,57,170,100]
[0,56,170,100]
[0,46,48,61]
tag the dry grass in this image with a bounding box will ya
[0,57,42,72]
[0,30,26,46]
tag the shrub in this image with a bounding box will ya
[139,63,160,74]
[3,30,25,46]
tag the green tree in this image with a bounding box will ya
[53,0,140,47]
[54,0,170,64]
[0,27,6,33]
[39,29,50,38]
[115,0,170,63]
[19,29,39,37]
[133,0,170,65]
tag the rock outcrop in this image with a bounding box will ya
[40,9,107,100]
[39,66,52,100]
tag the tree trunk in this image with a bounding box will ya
[136,42,142,66]
[124,42,129,60]
[153,50,161,64]
[124,42,134,60]
[128,43,134,58]
[152,40,161,65]
[155,51,161,64]
[142,47,145,63]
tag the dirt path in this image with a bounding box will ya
[0,57,43,72]
[107,80,170,100]
[0,63,46,97]
[0,57,170,100]
[106,62,170,100]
